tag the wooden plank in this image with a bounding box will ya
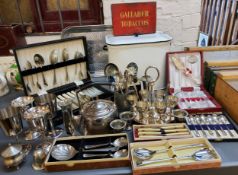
[185,45,238,51]
[232,17,238,42]
[215,0,226,45]
[208,0,218,36]
[218,70,238,79]
[220,0,232,45]
[215,77,238,124]
[201,0,208,31]
[211,0,221,45]
[232,38,238,44]
[226,0,237,45]
[205,61,238,67]
[205,0,213,33]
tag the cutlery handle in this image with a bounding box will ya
[83,153,109,158]
[138,131,162,135]
[163,129,188,133]
[42,72,48,86]
[138,132,190,136]
[173,143,205,150]
[138,125,185,131]
[165,132,190,136]
[84,143,110,150]
[138,128,161,131]
[53,68,57,85]
[65,66,69,81]
[161,125,185,130]
[82,147,117,152]
[138,157,174,166]
[31,74,35,86]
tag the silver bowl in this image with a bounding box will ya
[110,119,127,132]
[173,109,188,122]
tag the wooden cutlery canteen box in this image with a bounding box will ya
[133,123,193,141]
[44,133,130,171]
[166,51,222,113]
[130,138,221,175]
[214,71,238,124]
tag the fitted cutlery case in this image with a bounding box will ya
[13,37,113,108]
[186,112,238,141]
[133,123,192,141]
[130,138,221,175]
[44,133,130,171]
[166,51,222,113]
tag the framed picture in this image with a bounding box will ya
[198,32,209,47]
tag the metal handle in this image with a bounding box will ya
[65,66,69,81]
[42,72,48,86]
[173,143,205,150]
[84,143,110,150]
[137,157,173,166]
[83,153,109,158]
[82,147,117,152]
[144,66,160,84]
[53,69,57,85]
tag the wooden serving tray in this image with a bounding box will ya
[44,133,130,172]
[133,123,193,141]
[130,138,221,175]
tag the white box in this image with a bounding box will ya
[106,31,172,89]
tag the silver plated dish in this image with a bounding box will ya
[173,109,188,122]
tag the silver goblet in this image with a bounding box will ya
[11,96,40,141]
[0,106,23,143]
[35,93,63,138]
[24,106,51,153]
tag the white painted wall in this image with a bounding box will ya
[0,0,203,70]
[102,0,202,50]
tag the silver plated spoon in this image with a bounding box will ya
[219,115,234,137]
[137,148,216,166]
[50,49,58,85]
[34,54,48,86]
[82,149,128,159]
[84,137,128,150]
[79,63,84,80]
[26,61,35,86]
[134,143,205,160]
[62,48,69,82]
[74,51,84,76]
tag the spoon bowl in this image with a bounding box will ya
[49,49,58,85]
[34,54,48,86]
[51,144,78,161]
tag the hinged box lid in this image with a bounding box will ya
[13,36,89,96]
[166,51,222,113]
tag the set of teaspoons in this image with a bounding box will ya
[21,49,86,95]
[185,114,238,139]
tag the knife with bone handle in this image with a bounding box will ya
[138,132,190,136]
[57,95,78,109]
[138,128,188,133]
[62,93,78,105]
[138,125,185,131]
